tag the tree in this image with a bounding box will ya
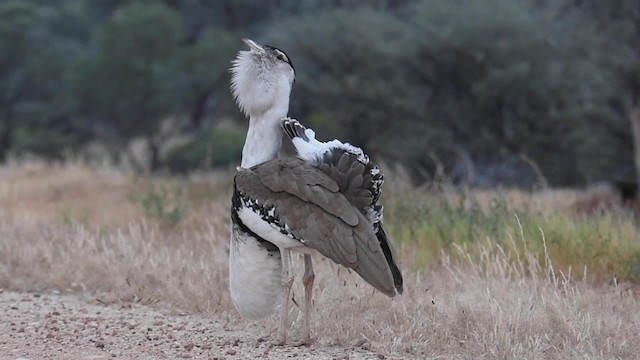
[180,29,237,129]
[1,0,637,182]
[70,2,185,171]
[0,1,44,160]
[268,0,629,186]
[573,0,640,196]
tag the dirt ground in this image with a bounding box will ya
[0,290,388,360]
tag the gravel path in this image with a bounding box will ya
[0,290,386,360]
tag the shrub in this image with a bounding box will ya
[163,124,244,172]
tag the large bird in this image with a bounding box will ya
[229,39,403,345]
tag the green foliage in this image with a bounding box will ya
[1,0,640,184]
[268,0,636,185]
[99,3,181,60]
[130,182,188,226]
[12,126,81,158]
[384,183,640,283]
[181,29,239,127]
[66,2,190,170]
[56,206,90,227]
[0,0,82,159]
[163,124,245,172]
[0,1,43,152]
[72,2,184,138]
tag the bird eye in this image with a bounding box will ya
[275,51,288,62]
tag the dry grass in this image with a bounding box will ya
[1,160,639,358]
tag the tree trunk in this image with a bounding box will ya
[190,91,211,129]
[631,96,640,200]
[0,108,14,162]
[148,137,160,173]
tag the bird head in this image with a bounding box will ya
[231,39,295,118]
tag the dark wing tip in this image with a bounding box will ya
[376,225,403,295]
[281,118,309,141]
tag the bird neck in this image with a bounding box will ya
[241,107,287,168]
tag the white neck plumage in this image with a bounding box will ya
[240,99,289,168]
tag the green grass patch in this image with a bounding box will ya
[129,180,189,226]
[384,184,640,283]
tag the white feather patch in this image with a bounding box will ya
[237,206,316,254]
[291,129,369,164]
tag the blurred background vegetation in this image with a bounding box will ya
[2,0,640,189]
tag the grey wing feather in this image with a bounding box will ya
[249,159,358,227]
[283,195,396,296]
[281,119,403,294]
[317,150,383,224]
[234,158,397,296]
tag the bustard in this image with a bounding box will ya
[229,39,403,345]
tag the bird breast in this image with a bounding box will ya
[229,225,283,320]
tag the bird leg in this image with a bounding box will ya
[277,248,294,345]
[301,254,315,345]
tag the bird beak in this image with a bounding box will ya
[242,38,265,54]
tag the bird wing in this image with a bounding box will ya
[282,118,384,227]
[233,157,397,296]
[282,118,402,293]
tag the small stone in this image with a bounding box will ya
[226,349,237,355]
